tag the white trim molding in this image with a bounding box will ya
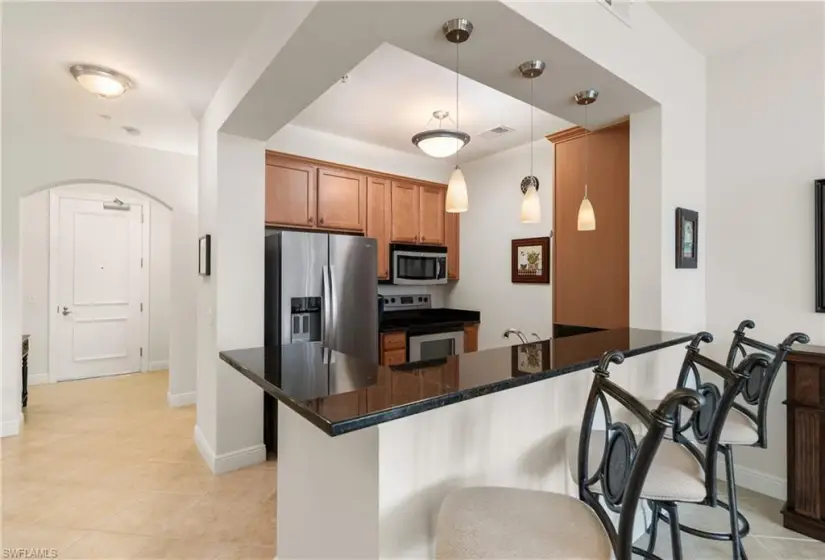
[150,360,169,372]
[194,424,266,475]
[1,417,21,438]
[167,391,196,408]
[718,460,786,501]
[27,373,49,386]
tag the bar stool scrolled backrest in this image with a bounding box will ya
[667,332,772,504]
[725,320,810,448]
[576,350,704,560]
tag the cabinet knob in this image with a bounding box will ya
[308,217,313,224]
[421,236,426,241]
[319,218,324,225]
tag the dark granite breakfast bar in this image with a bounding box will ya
[220,327,693,436]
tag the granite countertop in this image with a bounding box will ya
[220,328,693,437]
[379,307,480,333]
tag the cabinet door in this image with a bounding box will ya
[464,323,479,353]
[418,186,446,245]
[265,157,316,227]
[446,211,460,279]
[383,348,407,366]
[367,176,391,279]
[391,181,420,243]
[317,167,366,231]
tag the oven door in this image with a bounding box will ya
[392,250,448,285]
[408,330,465,362]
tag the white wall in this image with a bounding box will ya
[445,140,554,350]
[2,133,198,435]
[19,185,172,383]
[706,17,825,495]
[267,124,452,184]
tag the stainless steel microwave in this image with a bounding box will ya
[391,244,448,285]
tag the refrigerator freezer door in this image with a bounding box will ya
[279,231,328,345]
[328,235,378,362]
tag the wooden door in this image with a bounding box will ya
[463,323,479,353]
[316,167,366,232]
[551,122,629,329]
[366,176,391,279]
[391,181,420,243]
[446,211,460,279]
[418,186,446,245]
[265,156,316,227]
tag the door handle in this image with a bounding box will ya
[322,265,331,346]
[61,306,72,316]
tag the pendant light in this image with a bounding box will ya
[575,89,598,231]
[443,18,473,213]
[518,60,545,223]
[412,111,470,158]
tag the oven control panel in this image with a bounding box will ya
[382,294,431,311]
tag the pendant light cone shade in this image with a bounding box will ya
[520,184,541,223]
[577,192,596,231]
[446,167,468,213]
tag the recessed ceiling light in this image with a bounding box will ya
[122,126,141,136]
[70,64,133,99]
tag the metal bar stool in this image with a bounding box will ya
[571,333,772,560]
[434,351,704,560]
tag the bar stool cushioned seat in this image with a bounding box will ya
[640,399,759,445]
[435,486,612,559]
[566,430,706,503]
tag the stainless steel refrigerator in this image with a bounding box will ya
[265,230,379,360]
[264,230,378,454]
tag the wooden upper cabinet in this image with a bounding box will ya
[391,181,420,243]
[265,157,316,227]
[418,186,446,246]
[366,176,391,279]
[316,167,366,232]
[446,211,460,279]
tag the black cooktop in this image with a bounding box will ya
[380,308,480,333]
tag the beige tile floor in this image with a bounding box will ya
[3,370,824,559]
[0,370,276,559]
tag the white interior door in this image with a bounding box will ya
[54,197,144,381]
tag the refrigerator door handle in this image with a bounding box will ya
[322,264,332,346]
[328,264,337,344]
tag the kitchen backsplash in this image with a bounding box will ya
[378,284,447,308]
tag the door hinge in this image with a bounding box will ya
[140,302,144,312]
[140,347,143,357]
[140,257,144,268]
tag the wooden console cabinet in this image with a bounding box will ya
[784,344,825,541]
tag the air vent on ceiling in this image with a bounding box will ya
[479,125,515,139]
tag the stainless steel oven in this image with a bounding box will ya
[391,244,448,285]
[408,329,464,362]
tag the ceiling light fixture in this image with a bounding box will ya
[518,60,545,224]
[442,18,473,214]
[575,89,599,231]
[411,111,469,158]
[70,64,133,99]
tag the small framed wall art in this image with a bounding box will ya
[199,234,211,276]
[816,179,824,312]
[675,208,698,269]
[511,236,550,284]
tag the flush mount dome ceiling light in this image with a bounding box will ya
[69,64,133,98]
[411,111,470,159]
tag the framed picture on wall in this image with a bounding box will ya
[816,179,824,312]
[199,234,211,276]
[511,236,550,284]
[675,208,698,269]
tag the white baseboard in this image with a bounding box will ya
[194,424,266,475]
[28,373,49,386]
[167,391,196,408]
[149,360,169,372]
[1,417,20,438]
[717,459,786,501]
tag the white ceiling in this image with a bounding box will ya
[291,43,574,163]
[650,1,823,56]
[3,2,268,154]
